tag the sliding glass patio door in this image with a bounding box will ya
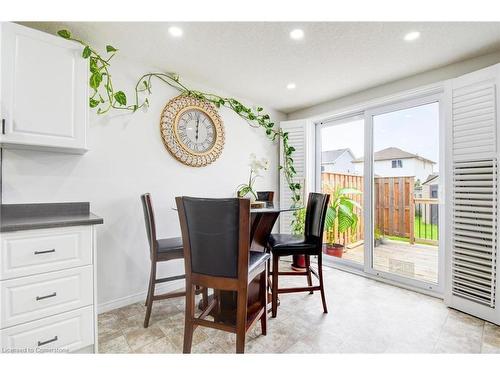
[365,95,444,292]
[316,93,444,294]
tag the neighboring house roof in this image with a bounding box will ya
[321,148,355,164]
[423,173,439,185]
[352,147,436,164]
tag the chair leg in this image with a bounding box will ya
[318,254,328,314]
[202,286,209,310]
[143,262,156,328]
[259,264,268,336]
[235,287,248,353]
[267,257,272,292]
[305,255,313,294]
[183,283,195,353]
[271,253,279,318]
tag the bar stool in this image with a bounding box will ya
[176,197,270,353]
[267,192,330,318]
[141,193,207,328]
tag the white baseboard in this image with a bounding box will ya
[97,279,185,314]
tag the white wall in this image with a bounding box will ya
[2,57,285,311]
[288,51,500,120]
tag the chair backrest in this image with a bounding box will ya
[141,193,157,258]
[304,192,330,240]
[176,197,250,279]
[256,191,274,203]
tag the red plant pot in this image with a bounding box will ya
[291,254,307,271]
[324,243,344,258]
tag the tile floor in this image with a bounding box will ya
[98,263,500,354]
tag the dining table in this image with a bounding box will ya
[173,201,301,323]
[216,202,301,323]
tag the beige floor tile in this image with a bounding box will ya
[433,310,484,353]
[134,337,179,353]
[482,322,500,352]
[99,335,132,354]
[113,303,146,320]
[124,325,165,351]
[97,261,497,354]
[166,326,210,351]
[98,314,123,344]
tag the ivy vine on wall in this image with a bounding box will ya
[57,29,302,216]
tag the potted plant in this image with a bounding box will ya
[323,185,362,258]
[236,153,269,201]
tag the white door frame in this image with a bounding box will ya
[314,87,446,296]
[364,92,445,294]
[315,112,365,272]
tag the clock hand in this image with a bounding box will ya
[195,116,200,142]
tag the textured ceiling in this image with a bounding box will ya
[22,22,500,113]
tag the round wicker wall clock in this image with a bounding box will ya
[160,95,225,167]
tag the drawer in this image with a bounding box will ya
[0,306,94,353]
[0,226,92,280]
[0,265,93,328]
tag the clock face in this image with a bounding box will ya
[176,109,216,154]
[160,96,224,167]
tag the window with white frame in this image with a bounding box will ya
[391,159,403,168]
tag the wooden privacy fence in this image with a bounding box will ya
[374,176,415,244]
[321,173,418,246]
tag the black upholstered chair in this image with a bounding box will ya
[141,193,207,328]
[268,192,330,318]
[176,197,270,354]
[256,191,275,203]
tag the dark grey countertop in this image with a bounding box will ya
[0,202,104,232]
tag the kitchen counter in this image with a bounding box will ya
[0,202,103,232]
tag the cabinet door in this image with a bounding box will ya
[0,23,88,153]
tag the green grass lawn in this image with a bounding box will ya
[383,215,438,244]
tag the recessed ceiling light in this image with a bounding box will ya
[289,29,304,40]
[404,31,420,41]
[286,82,296,90]
[168,26,183,37]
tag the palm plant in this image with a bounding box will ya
[324,185,362,245]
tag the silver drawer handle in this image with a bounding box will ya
[36,292,57,301]
[34,248,55,255]
[38,336,58,347]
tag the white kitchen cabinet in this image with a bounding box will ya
[0,22,88,154]
[0,226,98,353]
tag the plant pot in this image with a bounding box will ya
[291,254,307,271]
[323,243,344,258]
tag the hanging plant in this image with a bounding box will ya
[57,29,302,213]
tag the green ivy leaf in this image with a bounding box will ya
[82,46,91,59]
[89,98,100,108]
[114,91,127,106]
[57,29,71,39]
[106,45,118,53]
[89,58,98,73]
[89,72,102,90]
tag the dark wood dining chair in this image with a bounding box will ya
[141,193,208,328]
[176,197,270,353]
[256,191,274,203]
[267,192,330,318]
